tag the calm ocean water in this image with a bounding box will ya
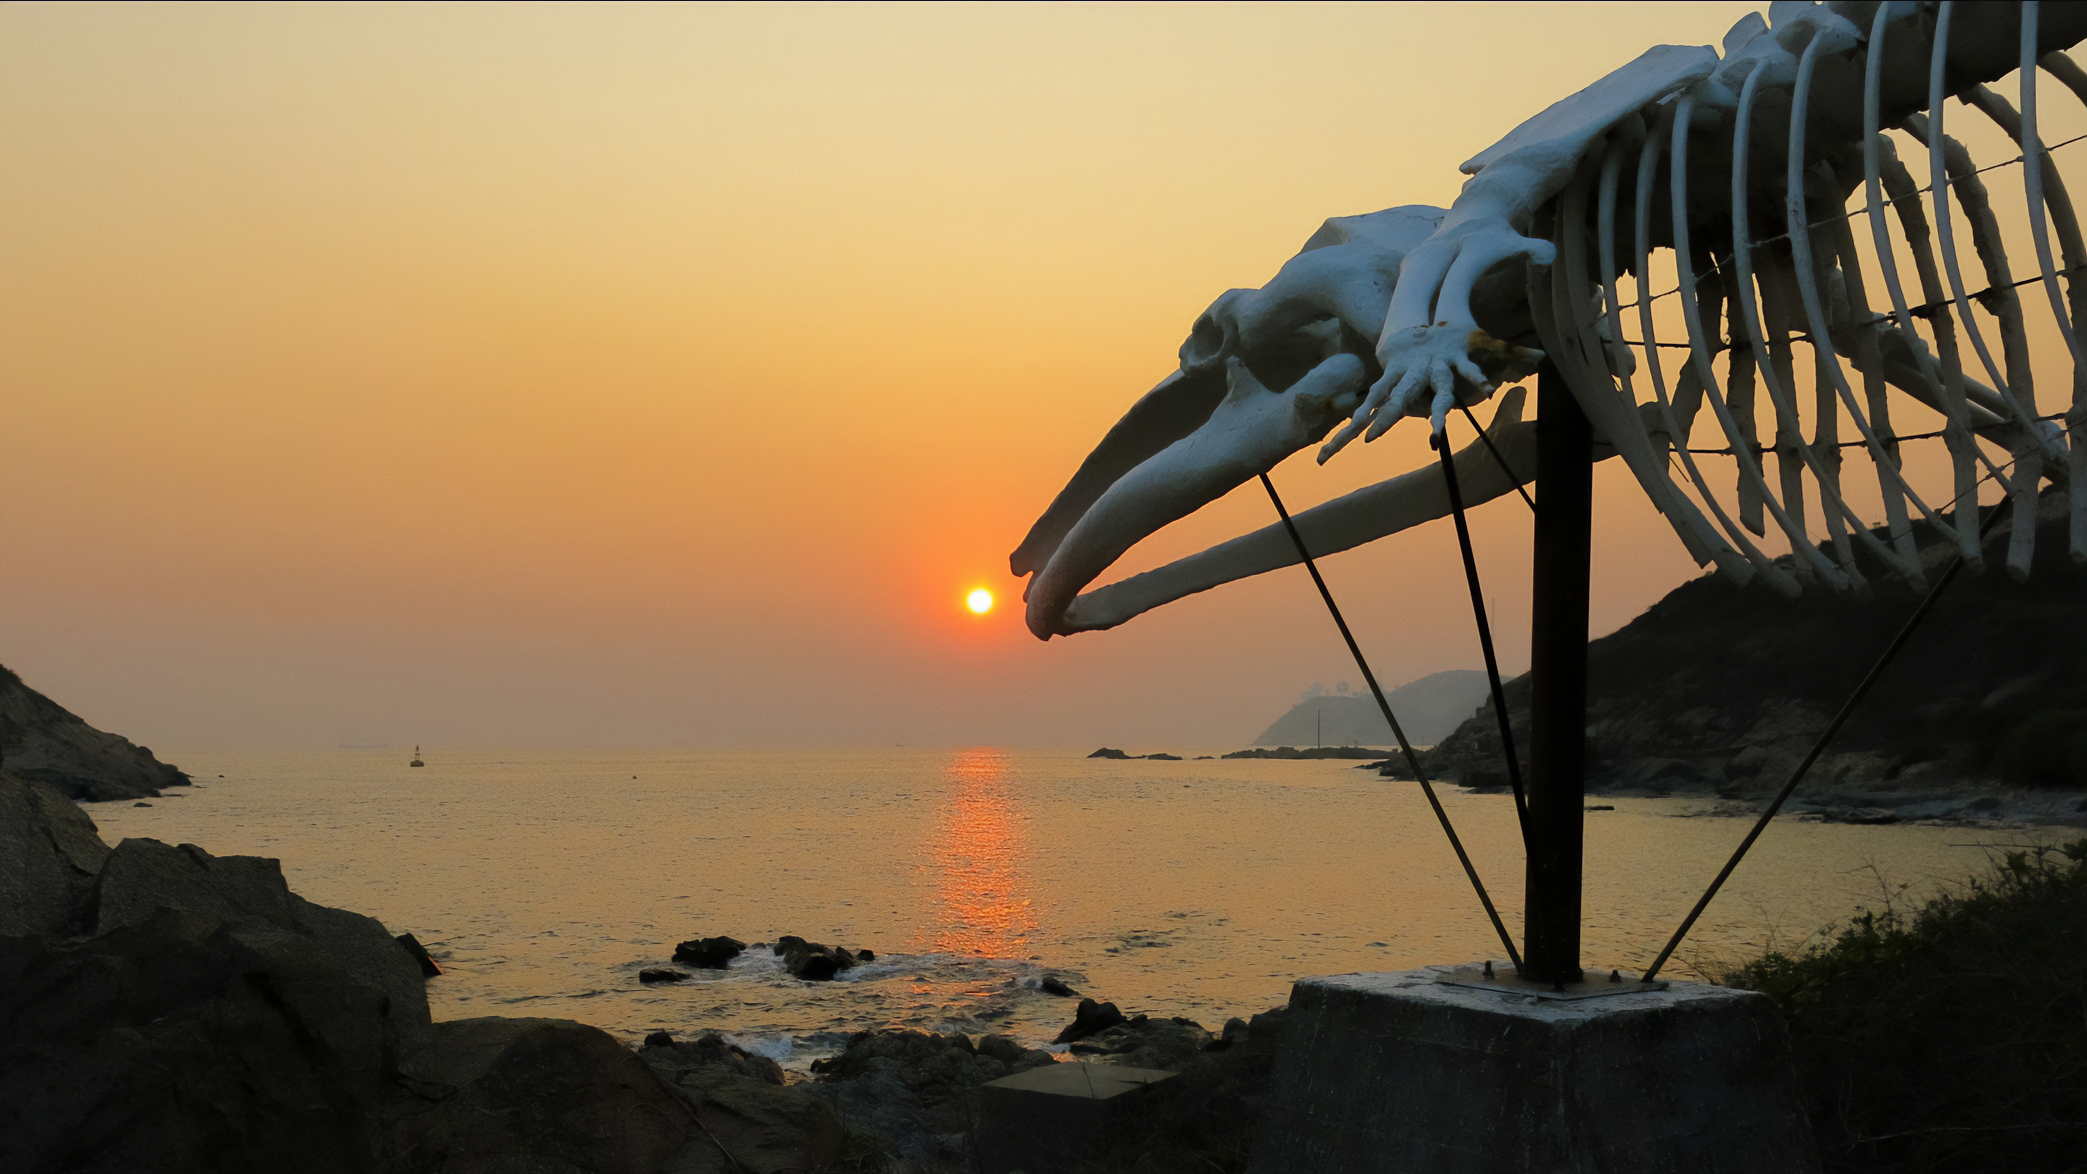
[83,747,2045,1067]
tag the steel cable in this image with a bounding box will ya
[1258,472,1525,972]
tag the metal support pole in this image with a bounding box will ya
[1524,365,1591,983]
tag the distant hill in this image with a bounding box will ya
[1253,670,1491,749]
[0,663,189,801]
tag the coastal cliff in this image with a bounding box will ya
[1419,500,2087,797]
[0,663,189,801]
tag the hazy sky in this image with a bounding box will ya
[3,1,1787,751]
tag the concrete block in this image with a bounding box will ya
[1249,967,1818,1174]
[976,1061,1174,1174]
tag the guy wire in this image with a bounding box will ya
[1641,491,2019,981]
[1259,471,1525,972]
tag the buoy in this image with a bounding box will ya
[410,745,424,768]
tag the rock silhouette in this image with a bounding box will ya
[0,664,189,801]
[0,772,835,1174]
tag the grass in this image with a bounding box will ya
[1726,838,2087,1174]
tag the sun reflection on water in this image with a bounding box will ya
[920,748,1035,958]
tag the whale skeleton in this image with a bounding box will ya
[1013,1,2087,642]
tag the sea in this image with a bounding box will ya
[82,747,2062,1069]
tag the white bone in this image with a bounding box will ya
[1061,389,1540,633]
[1025,352,1366,637]
[1627,110,1775,583]
[2035,50,2087,561]
[1784,34,1940,578]
[1554,151,1733,577]
[1015,3,2087,638]
[1914,93,2048,578]
[1602,128,1756,581]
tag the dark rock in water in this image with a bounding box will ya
[1054,997,1129,1043]
[132,801,151,807]
[639,967,690,984]
[1068,1015,1214,1070]
[1222,745,1390,760]
[857,947,876,961]
[1040,975,1079,997]
[395,931,442,977]
[0,662,191,801]
[793,953,843,981]
[1089,747,1132,759]
[774,934,858,981]
[1144,752,1183,761]
[672,934,746,969]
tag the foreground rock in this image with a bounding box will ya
[1071,1007,1289,1171]
[1422,502,2087,798]
[808,1028,1055,1169]
[393,1017,695,1172]
[1066,1015,1213,1069]
[1053,996,1128,1042]
[0,776,433,1171]
[0,772,824,1174]
[0,664,189,801]
[821,1008,1287,1172]
[640,1033,842,1173]
[0,771,108,937]
[1044,998,1216,1069]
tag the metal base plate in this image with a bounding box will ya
[1434,964,1668,1001]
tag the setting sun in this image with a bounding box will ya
[966,588,994,615]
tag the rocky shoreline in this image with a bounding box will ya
[1358,759,2087,829]
[0,771,1284,1173]
[1366,507,2087,827]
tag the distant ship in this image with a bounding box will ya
[410,746,424,768]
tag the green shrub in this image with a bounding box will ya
[1727,840,2087,1174]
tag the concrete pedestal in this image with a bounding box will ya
[976,1062,1174,1174]
[1248,967,1819,1174]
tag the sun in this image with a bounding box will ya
[966,588,994,615]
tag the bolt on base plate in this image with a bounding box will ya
[1434,962,1667,1001]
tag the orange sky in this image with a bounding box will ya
[3,2,1828,750]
